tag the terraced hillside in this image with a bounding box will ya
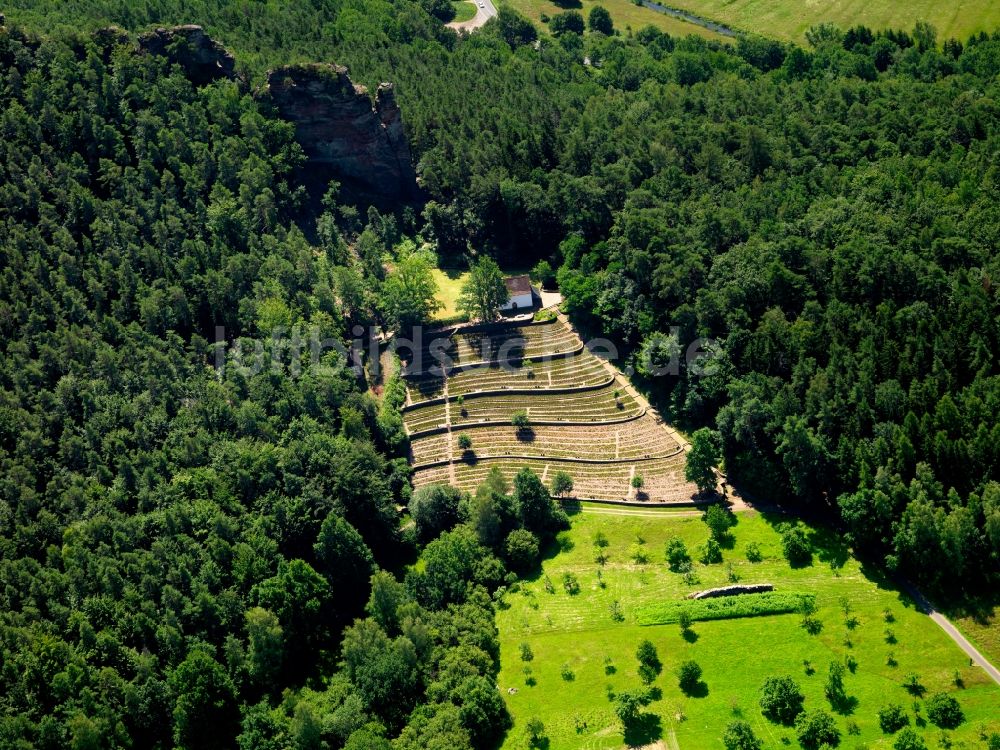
[402,315,699,503]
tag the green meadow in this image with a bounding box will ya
[497,510,1000,749]
[500,0,730,41]
[661,0,1000,43]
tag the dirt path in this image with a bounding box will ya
[446,0,497,32]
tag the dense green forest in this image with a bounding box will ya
[1,0,999,747]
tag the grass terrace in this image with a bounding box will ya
[416,452,693,502]
[411,415,679,466]
[403,384,641,434]
[404,349,610,404]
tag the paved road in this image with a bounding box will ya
[447,0,498,32]
[900,580,1000,686]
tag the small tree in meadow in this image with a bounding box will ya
[723,720,762,750]
[795,709,841,750]
[893,728,927,750]
[780,524,813,567]
[520,642,534,662]
[550,470,574,497]
[636,640,662,684]
[678,611,693,635]
[700,538,723,564]
[878,703,909,734]
[677,660,703,694]
[666,537,692,572]
[704,503,735,541]
[526,717,547,749]
[759,675,805,725]
[925,693,963,729]
[824,660,849,711]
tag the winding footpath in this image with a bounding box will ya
[446,0,497,32]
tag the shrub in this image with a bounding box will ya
[677,660,703,694]
[610,599,624,622]
[893,728,926,750]
[700,538,723,564]
[795,709,841,749]
[560,663,574,681]
[723,720,763,750]
[511,410,530,429]
[665,537,692,571]
[629,543,649,564]
[925,693,963,729]
[631,473,644,490]
[593,530,609,548]
[759,675,805,725]
[457,433,472,451]
[780,524,812,566]
[745,541,763,562]
[877,703,909,734]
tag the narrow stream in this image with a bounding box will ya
[638,0,740,37]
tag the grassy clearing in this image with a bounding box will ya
[430,267,468,324]
[500,0,730,41]
[451,0,478,22]
[661,0,1000,43]
[496,511,1000,750]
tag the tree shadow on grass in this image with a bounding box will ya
[681,681,709,699]
[807,526,849,570]
[832,695,858,716]
[682,628,699,644]
[623,712,662,747]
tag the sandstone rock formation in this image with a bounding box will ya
[686,583,774,600]
[263,64,418,204]
[138,25,236,85]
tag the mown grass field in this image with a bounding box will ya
[500,0,730,41]
[496,510,1000,749]
[430,267,469,324]
[452,0,478,22]
[661,0,1000,43]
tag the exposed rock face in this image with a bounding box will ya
[686,583,774,600]
[264,64,418,204]
[138,25,235,85]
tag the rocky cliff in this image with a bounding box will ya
[138,25,236,85]
[263,64,418,204]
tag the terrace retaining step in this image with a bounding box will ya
[403,340,586,378]
[407,407,647,438]
[402,374,615,411]
[411,443,684,471]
